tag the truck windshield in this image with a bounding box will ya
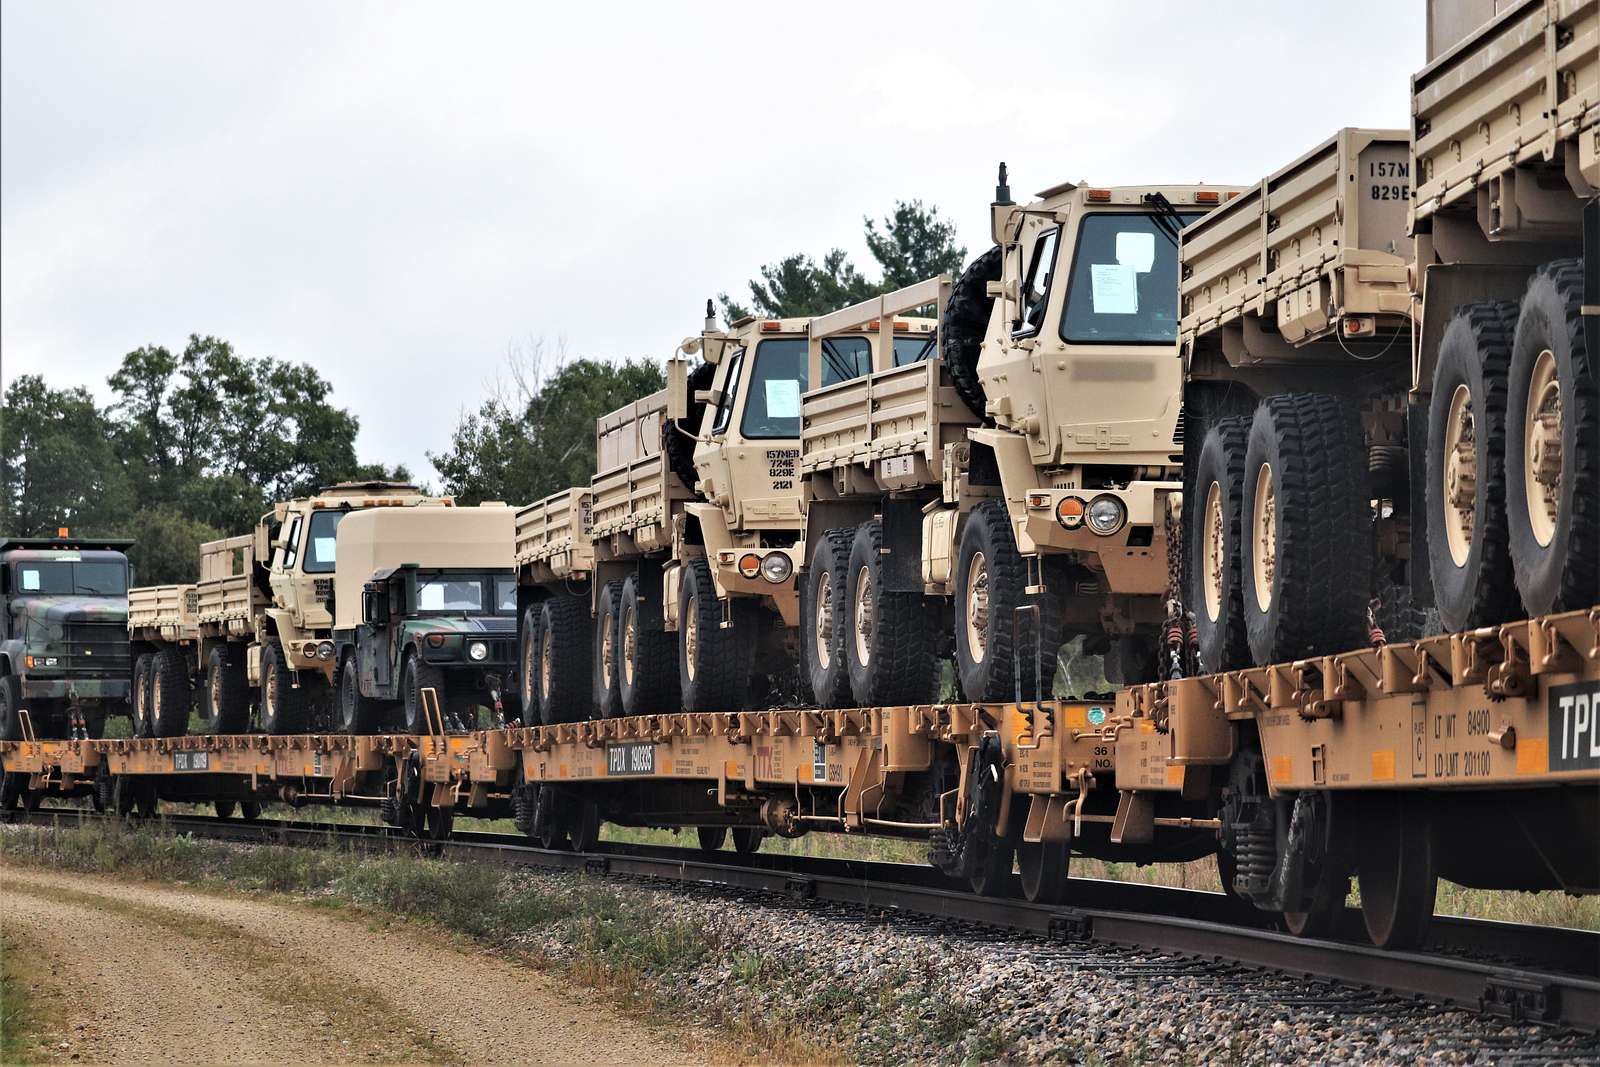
[303,511,344,573]
[1058,212,1201,345]
[740,337,872,439]
[494,576,518,613]
[14,561,127,596]
[416,577,484,613]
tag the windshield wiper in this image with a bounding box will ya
[1142,192,1185,249]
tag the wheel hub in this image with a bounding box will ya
[684,600,698,681]
[601,616,616,684]
[1525,349,1562,547]
[853,566,874,666]
[965,551,990,663]
[1443,383,1478,567]
[1203,482,1225,621]
[621,605,637,687]
[540,628,553,698]
[815,581,834,671]
[1251,463,1277,613]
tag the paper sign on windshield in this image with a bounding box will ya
[313,537,337,561]
[765,378,801,418]
[1090,263,1138,314]
[1116,231,1156,273]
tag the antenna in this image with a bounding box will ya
[995,162,1012,206]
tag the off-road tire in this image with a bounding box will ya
[519,605,541,722]
[204,645,251,734]
[1372,561,1435,644]
[1191,416,1251,672]
[665,360,716,489]
[402,654,446,735]
[151,648,191,738]
[130,654,154,738]
[259,642,306,734]
[336,655,385,734]
[538,594,591,724]
[1241,394,1371,665]
[1505,260,1599,617]
[619,573,680,716]
[679,557,752,712]
[1426,302,1519,631]
[594,580,625,719]
[941,245,1003,419]
[0,770,24,811]
[802,529,855,709]
[954,499,1059,702]
[845,519,936,706]
[0,675,22,741]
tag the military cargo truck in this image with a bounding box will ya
[796,179,1242,709]
[515,310,937,722]
[0,535,133,739]
[332,505,517,734]
[1178,0,1597,674]
[127,482,455,735]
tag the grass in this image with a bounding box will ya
[1,931,64,1065]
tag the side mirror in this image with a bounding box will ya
[362,588,388,623]
[252,525,271,566]
[666,357,689,421]
[696,388,722,407]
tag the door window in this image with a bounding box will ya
[1015,226,1060,336]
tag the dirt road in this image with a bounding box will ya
[1,866,694,1065]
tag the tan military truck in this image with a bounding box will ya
[796,177,1242,708]
[332,505,517,734]
[514,310,938,722]
[1178,0,1597,674]
[127,482,455,735]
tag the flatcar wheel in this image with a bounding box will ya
[1282,869,1348,939]
[1016,838,1070,905]
[537,824,569,851]
[731,826,765,857]
[214,800,237,819]
[569,800,601,852]
[1358,797,1436,949]
[239,802,262,821]
[696,826,727,852]
[969,836,1014,897]
[425,803,454,841]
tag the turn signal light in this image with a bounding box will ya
[1025,492,1051,509]
[1057,497,1086,529]
[737,553,762,578]
[1086,189,1112,202]
[427,633,446,648]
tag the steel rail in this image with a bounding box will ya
[10,807,1597,1032]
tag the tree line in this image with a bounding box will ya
[2,201,966,583]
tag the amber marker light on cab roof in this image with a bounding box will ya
[1086,189,1112,202]
[1195,190,1220,204]
[761,321,782,332]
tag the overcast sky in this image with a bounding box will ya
[2,0,1424,485]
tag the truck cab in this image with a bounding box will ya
[0,535,133,739]
[333,506,517,735]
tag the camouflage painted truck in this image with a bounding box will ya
[127,482,455,736]
[332,504,518,735]
[796,177,1243,710]
[514,310,938,722]
[0,535,133,740]
[1177,0,1597,680]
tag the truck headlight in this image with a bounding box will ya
[1086,495,1127,536]
[318,641,335,660]
[760,553,792,583]
[468,641,488,662]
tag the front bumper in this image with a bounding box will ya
[20,677,131,702]
[1021,482,1176,596]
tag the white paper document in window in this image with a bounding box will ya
[765,378,801,417]
[1090,264,1138,314]
[313,537,337,562]
[1115,231,1155,273]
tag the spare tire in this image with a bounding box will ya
[940,245,1002,419]
[665,360,715,490]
